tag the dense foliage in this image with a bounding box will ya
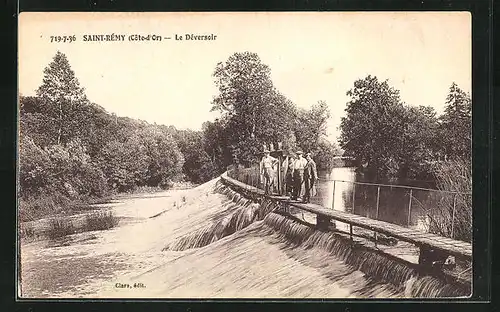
[338,76,471,241]
[19,52,185,220]
[339,76,471,180]
[209,52,341,169]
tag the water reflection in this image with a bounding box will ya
[311,167,355,232]
[311,167,456,233]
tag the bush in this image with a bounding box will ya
[44,139,108,198]
[47,218,75,239]
[311,139,343,171]
[85,211,119,231]
[20,136,109,200]
[98,138,150,192]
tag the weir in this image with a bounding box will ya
[220,171,472,263]
[214,170,471,296]
[155,174,472,297]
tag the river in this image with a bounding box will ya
[311,167,441,233]
[19,174,469,298]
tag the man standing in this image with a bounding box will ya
[292,150,307,200]
[283,152,296,197]
[260,150,278,195]
[304,152,318,203]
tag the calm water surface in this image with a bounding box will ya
[311,167,441,232]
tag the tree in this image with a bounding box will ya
[397,105,440,178]
[49,102,124,160]
[96,125,185,192]
[97,137,150,192]
[294,101,330,154]
[439,82,472,161]
[19,135,53,195]
[313,138,343,170]
[202,119,231,171]
[19,135,107,198]
[339,75,406,177]
[138,126,184,188]
[35,51,90,145]
[174,129,218,183]
[211,52,297,166]
[19,96,57,147]
[212,52,273,125]
[44,139,107,197]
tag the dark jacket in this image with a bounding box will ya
[304,159,317,180]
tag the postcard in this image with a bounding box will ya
[18,12,472,299]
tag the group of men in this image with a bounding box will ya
[260,149,318,203]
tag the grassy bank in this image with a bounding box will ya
[50,211,119,239]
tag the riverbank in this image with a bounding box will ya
[18,181,199,242]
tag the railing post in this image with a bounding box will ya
[407,189,413,226]
[375,186,380,246]
[352,183,356,214]
[451,193,457,239]
[376,186,380,219]
[332,180,336,210]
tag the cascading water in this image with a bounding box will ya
[260,213,470,298]
[163,181,279,251]
[161,179,470,298]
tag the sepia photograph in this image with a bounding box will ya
[18,12,472,299]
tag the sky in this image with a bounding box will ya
[19,12,471,142]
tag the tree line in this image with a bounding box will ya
[19,51,340,221]
[20,50,470,224]
[339,75,471,181]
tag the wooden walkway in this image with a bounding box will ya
[287,201,471,261]
[222,172,266,195]
[220,172,472,262]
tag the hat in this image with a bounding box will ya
[296,150,303,154]
[263,149,270,154]
[306,152,312,157]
